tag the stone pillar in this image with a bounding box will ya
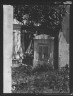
[3,5,13,93]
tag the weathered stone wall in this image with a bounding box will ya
[59,32,69,68]
[62,5,70,43]
[58,5,70,68]
[13,30,23,60]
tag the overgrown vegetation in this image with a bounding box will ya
[12,64,69,93]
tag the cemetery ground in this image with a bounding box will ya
[12,62,70,93]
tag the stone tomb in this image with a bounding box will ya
[33,34,54,68]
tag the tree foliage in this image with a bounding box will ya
[13,4,67,55]
[13,4,66,34]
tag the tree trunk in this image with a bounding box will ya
[54,35,59,70]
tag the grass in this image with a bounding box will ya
[12,64,70,93]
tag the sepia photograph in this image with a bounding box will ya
[3,1,71,93]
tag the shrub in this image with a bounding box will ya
[12,63,69,93]
[32,63,54,74]
[32,64,69,93]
